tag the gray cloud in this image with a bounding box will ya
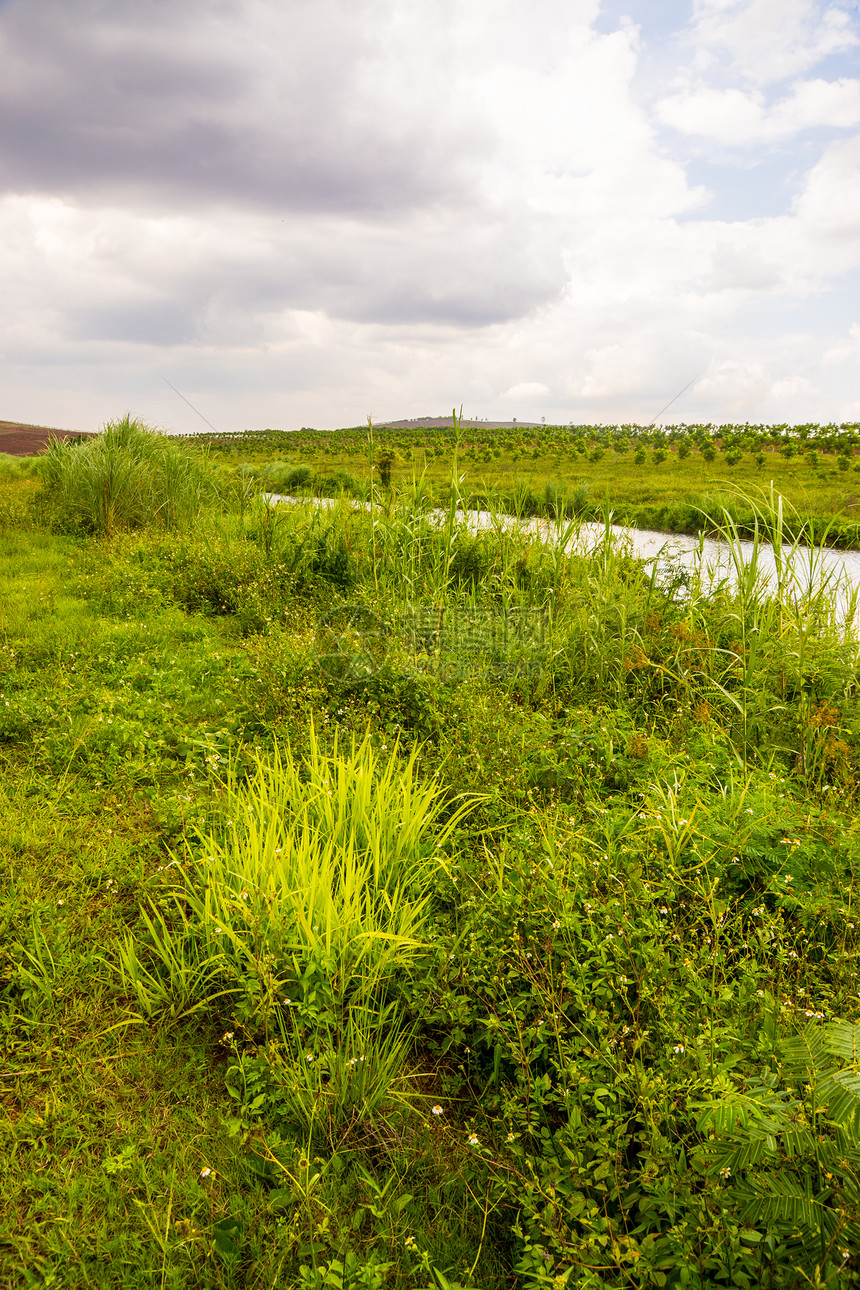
[0,0,486,214]
[65,299,200,345]
[46,205,566,340]
[6,0,859,433]
[0,0,573,331]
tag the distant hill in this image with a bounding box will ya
[0,420,94,456]
[376,416,544,430]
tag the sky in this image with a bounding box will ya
[1,0,859,433]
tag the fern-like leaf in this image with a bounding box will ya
[742,1172,836,1239]
[823,1021,860,1066]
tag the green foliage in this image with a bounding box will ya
[120,725,475,1033]
[699,1021,860,1282]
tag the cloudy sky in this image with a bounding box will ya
[2,0,859,432]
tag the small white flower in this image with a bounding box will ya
[468,1133,479,1146]
[673,1044,685,1054]
[200,1167,212,1178]
[431,1105,443,1116]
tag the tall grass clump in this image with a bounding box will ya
[119,726,475,1144]
[40,414,219,535]
[0,452,40,481]
[121,723,474,1023]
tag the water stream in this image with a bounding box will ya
[269,494,860,618]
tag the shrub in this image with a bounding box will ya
[264,462,315,492]
[317,470,361,498]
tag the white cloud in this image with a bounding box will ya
[500,381,551,399]
[791,133,860,249]
[657,77,860,146]
[688,0,858,85]
[822,322,860,365]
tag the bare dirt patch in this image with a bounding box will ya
[0,421,95,457]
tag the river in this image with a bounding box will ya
[269,494,860,619]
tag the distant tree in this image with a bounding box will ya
[376,449,396,488]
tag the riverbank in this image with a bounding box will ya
[210,423,860,552]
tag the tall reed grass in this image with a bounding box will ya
[40,414,219,535]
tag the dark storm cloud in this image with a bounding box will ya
[0,0,484,213]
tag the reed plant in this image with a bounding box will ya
[40,414,219,535]
[216,481,858,780]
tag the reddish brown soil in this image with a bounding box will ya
[0,421,95,457]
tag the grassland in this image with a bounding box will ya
[199,419,860,549]
[2,421,860,1288]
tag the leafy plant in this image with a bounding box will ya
[700,1021,860,1282]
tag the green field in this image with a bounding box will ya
[198,419,860,549]
[2,420,860,1288]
